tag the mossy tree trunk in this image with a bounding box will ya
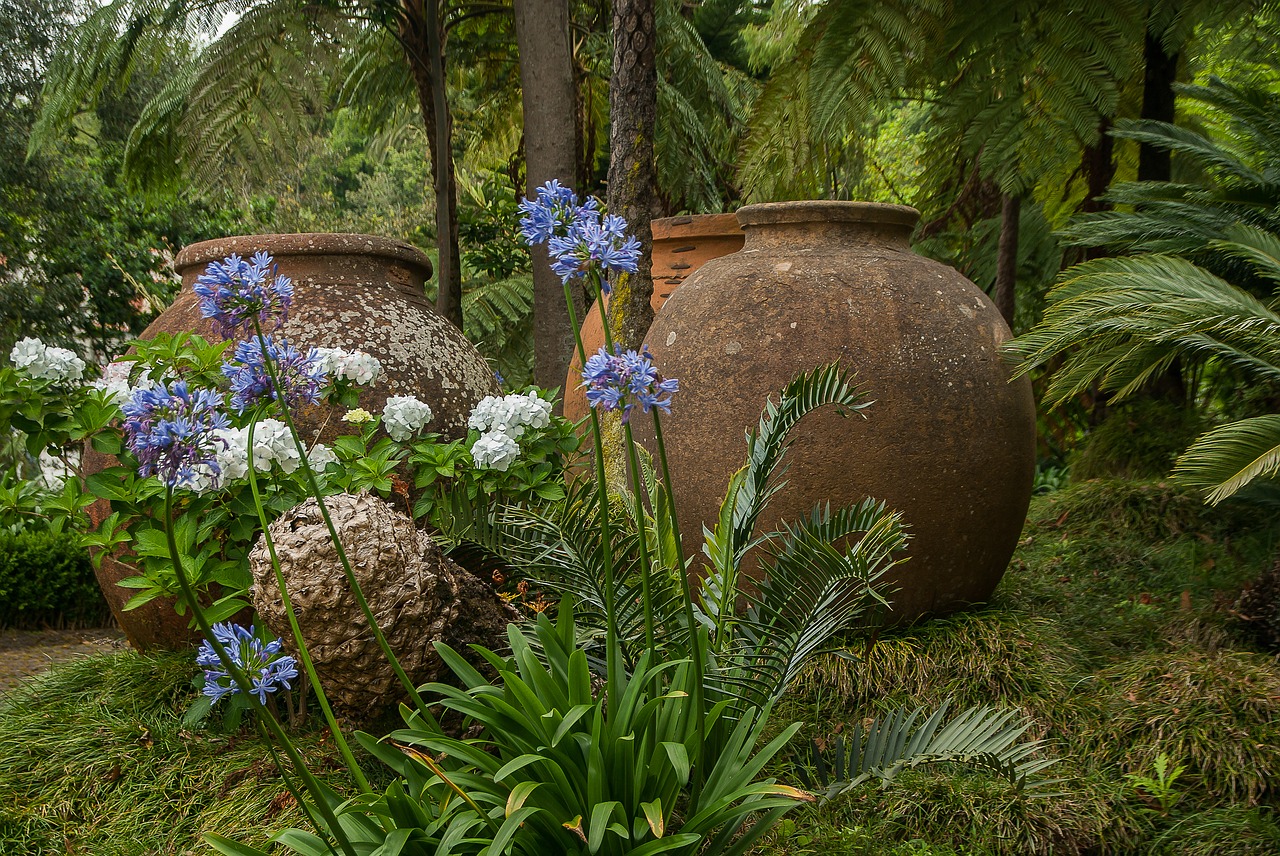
[515,0,583,403]
[604,0,656,352]
[400,0,464,330]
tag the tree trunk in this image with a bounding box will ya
[1138,30,1178,182]
[514,0,583,401]
[994,193,1020,327]
[604,0,657,351]
[1139,26,1186,403]
[401,1,464,330]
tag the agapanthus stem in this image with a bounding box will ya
[563,279,623,694]
[162,490,358,856]
[651,411,707,793]
[250,319,429,714]
[621,421,656,655]
[244,415,371,794]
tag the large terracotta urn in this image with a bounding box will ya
[563,214,744,423]
[637,202,1035,621]
[87,233,500,650]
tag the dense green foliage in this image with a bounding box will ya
[2,479,1276,854]
[0,529,108,628]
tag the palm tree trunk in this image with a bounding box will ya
[604,0,656,351]
[1138,30,1178,183]
[401,0,464,330]
[994,193,1019,327]
[514,0,583,399]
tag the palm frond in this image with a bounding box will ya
[1173,414,1280,504]
[796,702,1058,799]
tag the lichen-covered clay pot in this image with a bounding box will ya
[637,201,1035,621]
[88,233,499,650]
[563,214,744,423]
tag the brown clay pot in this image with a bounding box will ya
[562,214,744,423]
[87,233,500,650]
[635,201,1036,621]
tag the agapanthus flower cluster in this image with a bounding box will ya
[92,361,160,408]
[9,337,86,382]
[197,622,299,704]
[467,391,553,471]
[582,345,678,423]
[382,395,434,442]
[193,252,294,339]
[518,180,640,290]
[122,381,231,488]
[222,337,326,415]
[313,347,381,386]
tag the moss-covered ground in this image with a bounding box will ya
[1,478,1277,854]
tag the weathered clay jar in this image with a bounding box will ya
[562,214,744,423]
[87,233,499,650]
[636,201,1036,621]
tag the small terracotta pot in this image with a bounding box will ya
[634,202,1036,622]
[562,214,744,424]
[86,233,500,650]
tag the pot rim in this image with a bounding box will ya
[174,233,433,277]
[652,213,743,241]
[736,201,920,230]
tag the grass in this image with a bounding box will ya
[0,650,368,855]
[0,477,1277,854]
[759,478,1280,855]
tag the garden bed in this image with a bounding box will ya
[1,479,1277,855]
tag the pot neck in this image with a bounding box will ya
[736,201,918,252]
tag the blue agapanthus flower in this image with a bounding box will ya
[517,179,599,246]
[518,180,638,290]
[121,381,230,488]
[193,251,294,340]
[197,622,299,705]
[582,345,678,423]
[221,336,326,415]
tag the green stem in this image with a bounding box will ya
[621,420,655,655]
[163,490,356,856]
[244,415,371,794]
[563,278,622,694]
[651,412,706,794]
[250,320,428,713]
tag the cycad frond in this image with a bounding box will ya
[797,702,1057,798]
[701,362,872,625]
[1007,253,1280,404]
[1173,414,1280,504]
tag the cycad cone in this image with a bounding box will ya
[634,201,1036,621]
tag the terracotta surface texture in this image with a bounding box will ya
[563,214,744,423]
[635,201,1036,621]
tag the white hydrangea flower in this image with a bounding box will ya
[471,431,520,472]
[383,395,433,442]
[10,337,45,369]
[314,347,381,385]
[10,337,86,382]
[214,427,252,482]
[307,443,338,470]
[253,418,302,473]
[467,392,553,438]
[91,361,159,408]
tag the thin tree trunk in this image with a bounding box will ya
[514,0,582,401]
[604,0,657,351]
[401,1,464,329]
[994,193,1019,327]
[1139,26,1186,403]
[1138,30,1178,183]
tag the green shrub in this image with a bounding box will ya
[0,529,110,629]
[1069,400,1208,482]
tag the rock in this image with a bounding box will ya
[249,492,516,720]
